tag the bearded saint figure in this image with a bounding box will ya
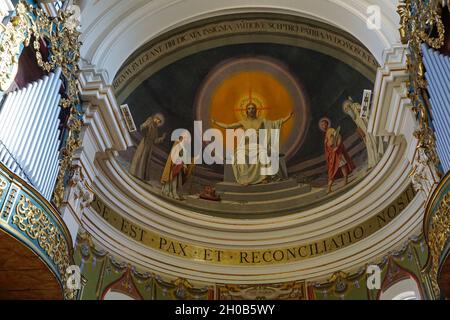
[129,114,166,181]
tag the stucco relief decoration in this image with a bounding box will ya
[13,195,76,299]
[69,165,94,210]
[0,2,31,91]
[427,192,450,297]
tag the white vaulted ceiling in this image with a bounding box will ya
[79,0,401,84]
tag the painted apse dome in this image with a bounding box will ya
[112,13,383,218]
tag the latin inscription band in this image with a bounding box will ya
[91,185,416,266]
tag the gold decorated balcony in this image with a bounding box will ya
[0,163,75,300]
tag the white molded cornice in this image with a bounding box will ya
[79,66,134,153]
[79,189,424,283]
[369,44,418,163]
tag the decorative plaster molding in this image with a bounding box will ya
[79,67,134,151]
[69,165,94,210]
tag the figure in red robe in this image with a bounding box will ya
[161,132,195,200]
[319,118,355,193]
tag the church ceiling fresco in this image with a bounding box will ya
[114,13,384,217]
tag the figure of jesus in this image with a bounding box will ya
[212,103,293,185]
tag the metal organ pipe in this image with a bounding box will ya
[0,90,16,129]
[29,71,62,197]
[37,70,63,196]
[4,84,30,170]
[432,51,450,90]
[1,82,32,178]
[43,124,63,199]
[0,69,63,200]
[11,79,42,173]
[2,87,25,158]
[433,50,450,85]
[426,52,450,109]
[427,83,450,150]
[0,90,16,131]
[423,59,447,114]
[25,69,61,175]
[0,90,17,164]
[28,86,57,177]
[28,71,62,183]
[44,150,60,200]
[36,115,60,195]
[24,74,55,174]
[429,51,450,170]
[15,79,46,164]
[422,44,450,172]
[21,74,54,171]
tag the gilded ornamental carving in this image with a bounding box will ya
[398,0,449,298]
[0,164,76,299]
[427,191,450,297]
[397,0,446,176]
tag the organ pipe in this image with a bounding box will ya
[422,44,450,173]
[0,68,63,200]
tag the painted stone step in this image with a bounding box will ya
[185,187,328,217]
[220,184,312,202]
[215,178,298,193]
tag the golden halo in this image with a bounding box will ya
[194,56,310,159]
[318,117,331,131]
[238,95,265,118]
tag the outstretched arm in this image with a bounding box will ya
[211,119,242,129]
[281,112,294,124]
